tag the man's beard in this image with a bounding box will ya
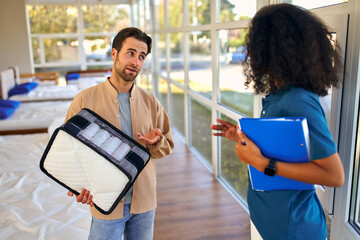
[115,66,139,82]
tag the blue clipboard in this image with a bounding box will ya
[239,117,315,191]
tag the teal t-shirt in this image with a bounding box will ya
[248,86,336,240]
[117,92,133,204]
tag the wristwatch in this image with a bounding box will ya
[264,158,276,176]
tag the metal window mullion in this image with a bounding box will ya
[39,36,46,65]
[77,1,86,70]
[211,0,219,176]
[166,33,172,119]
[184,31,190,145]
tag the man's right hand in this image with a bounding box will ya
[68,189,94,207]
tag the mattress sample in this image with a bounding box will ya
[40,108,151,215]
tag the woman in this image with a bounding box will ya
[211,4,344,240]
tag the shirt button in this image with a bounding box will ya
[116,114,120,118]
[262,110,266,114]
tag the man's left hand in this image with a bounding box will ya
[137,128,162,145]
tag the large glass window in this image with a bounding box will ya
[171,84,185,136]
[219,0,256,23]
[169,0,183,28]
[27,5,78,34]
[26,4,130,69]
[189,31,212,99]
[44,38,79,63]
[190,98,212,166]
[157,33,167,77]
[31,37,40,64]
[158,77,168,111]
[82,5,129,33]
[188,0,210,25]
[84,36,112,63]
[219,114,248,202]
[169,33,184,85]
[155,0,166,29]
[219,29,253,117]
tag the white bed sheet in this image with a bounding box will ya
[0,133,91,239]
[9,82,80,102]
[0,100,71,132]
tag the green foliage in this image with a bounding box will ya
[27,5,78,34]
[82,5,129,33]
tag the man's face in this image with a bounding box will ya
[111,37,148,82]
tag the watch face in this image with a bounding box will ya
[264,167,276,176]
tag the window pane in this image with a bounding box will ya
[219,114,248,202]
[189,31,212,99]
[219,0,256,23]
[132,2,139,27]
[350,110,360,230]
[155,0,165,29]
[319,33,338,127]
[171,84,185,136]
[291,0,347,9]
[158,33,167,77]
[84,36,112,63]
[188,0,211,25]
[31,37,40,64]
[169,33,184,85]
[136,72,152,92]
[138,0,145,30]
[44,38,79,63]
[82,5,130,33]
[158,77,168,111]
[219,29,254,117]
[191,98,212,165]
[169,0,183,28]
[27,5,77,34]
[144,0,151,33]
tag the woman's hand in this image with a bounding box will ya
[68,189,94,207]
[235,129,268,171]
[210,118,240,142]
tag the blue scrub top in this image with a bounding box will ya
[248,86,337,240]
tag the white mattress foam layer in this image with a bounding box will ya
[112,143,131,160]
[102,136,123,154]
[80,122,100,139]
[44,131,130,212]
[91,129,110,147]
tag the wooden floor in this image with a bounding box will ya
[154,134,251,240]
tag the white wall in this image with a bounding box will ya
[0,0,32,73]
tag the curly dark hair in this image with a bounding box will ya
[243,4,343,96]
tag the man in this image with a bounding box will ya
[65,27,174,240]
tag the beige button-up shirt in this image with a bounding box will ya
[65,79,174,220]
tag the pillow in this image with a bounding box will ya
[8,82,38,97]
[66,73,80,81]
[0,106,16,120]
[0,99,20,109]
[0,69,16,99]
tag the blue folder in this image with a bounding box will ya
[239,117,314,191]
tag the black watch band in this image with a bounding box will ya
[264,158,276,176]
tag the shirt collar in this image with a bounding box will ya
[104,77,137,99]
